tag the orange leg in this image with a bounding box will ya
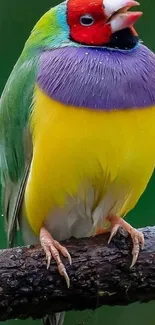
[40,227,72,288]
[106,215,145,267]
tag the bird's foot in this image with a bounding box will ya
[40,227,72,288]
[106,215,145,267]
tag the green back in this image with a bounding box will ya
[0,35,38,245]
[0,56,36,182]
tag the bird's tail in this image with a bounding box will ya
[42,312,65,325]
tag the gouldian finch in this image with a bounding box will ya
[1,0,155,324]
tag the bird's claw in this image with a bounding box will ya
[40,227,71,288]
[130,230,144,268]
[107,215,145,267]
[108,224,120,244]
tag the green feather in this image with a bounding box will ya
[0,54,37,244]
[0,56,37,182]
[0,1,69,245]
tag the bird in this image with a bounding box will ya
[1,0,155,324]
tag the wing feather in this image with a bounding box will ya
[0,55,37,246]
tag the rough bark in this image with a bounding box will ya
[0,226,155,321]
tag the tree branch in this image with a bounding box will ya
[0,226,155,321]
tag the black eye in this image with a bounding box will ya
[80,14,95,26]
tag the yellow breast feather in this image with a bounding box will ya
[24,86,155,235]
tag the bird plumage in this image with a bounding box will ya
[0,1,155,324]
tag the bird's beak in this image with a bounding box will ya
[103,0,142,33]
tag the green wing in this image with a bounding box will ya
[0,55,37,246]
[0,2,64,246]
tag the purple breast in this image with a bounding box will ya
[37,45,155,110]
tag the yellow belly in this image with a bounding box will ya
[24,86,155,235]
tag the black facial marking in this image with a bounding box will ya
[104,28,139,50]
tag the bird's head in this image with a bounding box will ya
[67,0,142,47]
[25,0,142,54]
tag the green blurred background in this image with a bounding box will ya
[0,0,155,324]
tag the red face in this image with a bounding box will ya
[67,0,142,46]
[67,0,111,45]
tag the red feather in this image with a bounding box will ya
[67,0,112,45]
